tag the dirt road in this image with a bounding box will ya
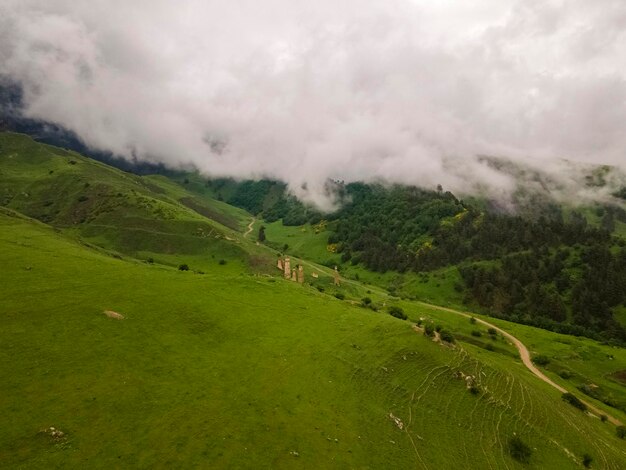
[244,217,255,238]
[420,302,622,426]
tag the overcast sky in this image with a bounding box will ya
[1,0,625,207]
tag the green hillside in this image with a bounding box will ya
[2,134,626,468]
[2,208,626,469]
[0,132,260,271]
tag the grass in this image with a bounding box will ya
[0,132,254,261]
[2,134,626,468]
[261,220,341,266]
[1,211,626,468]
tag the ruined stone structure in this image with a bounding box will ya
[283,257,291,279]
[333,266,340,286]
[276,255,306,284]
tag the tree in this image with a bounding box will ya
[258,225,266,242]
[582,454,593,468]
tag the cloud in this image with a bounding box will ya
[1,0,625,209]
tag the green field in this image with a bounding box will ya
[2,134,626,468]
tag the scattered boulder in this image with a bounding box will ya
[103,310,124,320]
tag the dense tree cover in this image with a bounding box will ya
[328,183,464,272]
[322,183,626,342]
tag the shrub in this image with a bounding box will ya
[316,286,325,293]
[416,319,423,327]
[361,297,372,306]
[508,436,532,463]
[471,330,482,337]
[334,293,345,300]
[218,259,227,265]
[488,327,497,336]
[146,257,154,264]
[469,384,480,395]
[435,325,442,333]
[388,306,407,320]
[582,454,593,468]
[439,330,455,343]
[532,355,550,366]
[562,393,587,411]
[485,343,495,351]
[600,414,607,423]
[178,264,189,271]
[558,370,572,379]
[617,425,626,439]
[424,324,435,337]
[469,317,477,324]
[77,195,89,202]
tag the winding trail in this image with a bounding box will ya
[419,302,623,426]
[243,217,255,238]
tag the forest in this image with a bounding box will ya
[222,179,626,343]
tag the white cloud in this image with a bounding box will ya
[1,0,625,208]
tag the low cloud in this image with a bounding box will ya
[1,0,625,209]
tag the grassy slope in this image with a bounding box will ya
[2,211,626,468]
[0,132,264,272]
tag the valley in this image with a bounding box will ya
[1,133,626,468]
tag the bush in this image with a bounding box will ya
[471,330,482,337]
[469,384,480,395]
[617,425,626,439]
[435,325,442,333]
[388,306,407,320]
[562,393,587,411]
[582,454,593,468]
[558,370,572,379]
[361,297,372,306]
[146,257,154,264]
[469,317,477,324]
[316,286,325,293]
[416,319,423,327]
[334,293,345,300]
[178,264,189,271]
[218,259,227,265]
[488,327,497,336]
[439,330,455,343]
[532,355,550,366]
[485,343,495,351]
[600,414,607,423]
[508,436,532,463]
[424,324,435,337]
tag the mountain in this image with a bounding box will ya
[1,133,626,468]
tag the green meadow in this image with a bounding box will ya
[1,132,626,468]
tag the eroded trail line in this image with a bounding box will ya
[419,302,623,426]
[244,217,255,238]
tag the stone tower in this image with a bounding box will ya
[333,266,340,286]
[277,258,284,271]
[284,257,291,279]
